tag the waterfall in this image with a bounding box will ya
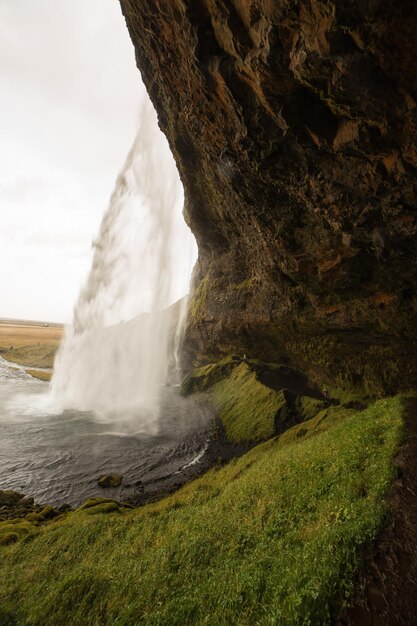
[50,93,196,428]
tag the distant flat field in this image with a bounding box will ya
[0,320,64,375]
[0,320,64,347]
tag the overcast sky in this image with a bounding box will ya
[0,1,144,322]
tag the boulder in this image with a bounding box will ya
[97,474,123,488]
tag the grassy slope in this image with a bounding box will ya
[210,362,286,442]
[182,359,316,444]
[0,397,404,626]
[25,369,52,382]
[185,360,370,444]
[0,321,63,369]
[1,343,59,369]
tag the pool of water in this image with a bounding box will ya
[0,357,211,506]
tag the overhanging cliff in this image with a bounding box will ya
[119,0,417,394]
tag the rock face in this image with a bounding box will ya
[119,0,417,393]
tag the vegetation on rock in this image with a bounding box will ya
[182,358,329,443]
[98,475,123,489]
[209,362,286,443]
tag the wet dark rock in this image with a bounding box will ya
[0,490,64,547]
[20,497,34,506]
[0,491,23,508]
[0,490,39,522]
[0,491,59,521]
[98,474,123,488]
[120,0,417,394]
[57,503,72,513]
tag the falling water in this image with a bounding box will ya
[50,94,196,428]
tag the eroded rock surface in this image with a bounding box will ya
[120,0,417,393]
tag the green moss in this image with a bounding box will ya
[83,502,120,516]
[77,498,119,512]
[0,533,19,547]
[230,276,258,290]
[25,506,59,524]
[75,499,121,516]
[0,491,23,508]
[211,362,287,443]
[0,397,405,625]
[0,520,35,543]
[25,513,44,523]
[286,334,417,397]
[188,272,210,323]
[180,356,239,395]
[295,395,325,421]
[98,474,123,488]
[40,506,57,520]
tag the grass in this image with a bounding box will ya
[182,359,323,443]
[211,362,287,442]
[0,320,63,370]
[1,343,59,369]
[180,356,240,395]
[0,322,63,347]
[0,396,405,626]
[26,369,52,382]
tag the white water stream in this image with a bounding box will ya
[0,88,207,507]
[50,93,196,427]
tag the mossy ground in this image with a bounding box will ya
[180,356,239,395]
[182,358,329,443]
[0,396,405,625]
[210,362,287,443]
[0,504,63,546]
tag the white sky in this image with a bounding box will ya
[0,0,143,322]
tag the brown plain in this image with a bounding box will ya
[0,321,64,347]
[0,321,64,373]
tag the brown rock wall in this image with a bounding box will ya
[119,0,417,392]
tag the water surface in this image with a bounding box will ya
[0,357,210,506]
